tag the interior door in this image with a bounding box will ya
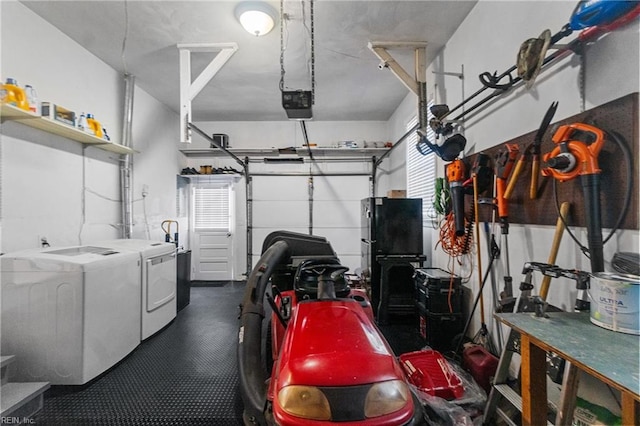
[191,183,234,281]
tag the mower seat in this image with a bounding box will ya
[294,258,350,300]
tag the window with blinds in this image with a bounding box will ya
[193,185,231,230]
[406,108,437,221]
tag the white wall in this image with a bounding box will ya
[0,2,180,253]
[419,0,639,414]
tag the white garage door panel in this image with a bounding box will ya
[253,201,308,227]
[314,229,360,255]
[253,176,308,200]
[313,175,369,200]
[313,200,361,228]
[250,173,369,273]
[314,174,366,273]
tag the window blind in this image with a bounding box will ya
[193,185,230,230]
[406,105,437,221]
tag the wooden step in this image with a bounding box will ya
[1,356,16,385]
[1,382,50,418]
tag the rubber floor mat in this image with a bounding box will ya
[32,283,246,425]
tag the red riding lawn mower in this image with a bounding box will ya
[238,231,426,425]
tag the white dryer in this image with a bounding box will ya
[96,239,177,340]
[1,246,141,385]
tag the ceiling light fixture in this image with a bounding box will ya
[235,1,277,37]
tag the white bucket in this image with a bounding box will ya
[590,272,640,335]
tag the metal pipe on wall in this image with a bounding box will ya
[120,73,135,239]
[245,158,253,277]
[308,176,314,235]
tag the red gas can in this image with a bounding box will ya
[462,344,499,394]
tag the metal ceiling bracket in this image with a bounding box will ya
[177,42,238,143]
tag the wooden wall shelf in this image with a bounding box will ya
[1,103,135,154]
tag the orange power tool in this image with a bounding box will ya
[542,123,605,272]
[446,158,467,236]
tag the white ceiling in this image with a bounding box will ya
[21,0,477,122]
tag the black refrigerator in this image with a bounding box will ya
[361,197,424,320]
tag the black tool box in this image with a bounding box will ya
[414,267,462,314]
[416,303,463,352]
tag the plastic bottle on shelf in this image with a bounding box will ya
[24,85,39,114]
[77,112,87,132]
[1,78,29,111]
[86,113,104,139]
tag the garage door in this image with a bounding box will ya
[250,174,368,272]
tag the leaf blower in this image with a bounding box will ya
[542,123,605,273]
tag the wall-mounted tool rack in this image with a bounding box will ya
[468,92,638,230]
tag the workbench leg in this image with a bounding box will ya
[556,363,580,426]
[521,335,547,426]
[621,392,638,426]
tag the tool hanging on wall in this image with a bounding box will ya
[504,101,558,200]
[542,123,605,272]
[542,122,634,298]
[161,220,179,247]
[493,144,519,312]
[529,101,558,199]
[539,202,571,300]
[417,132,466,162]
[445,159,468,237]
[471,154,497,353]
[439,158,473,258]
[427,1,640,127]
[569,0,639,30]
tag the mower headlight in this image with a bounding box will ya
[364,380,410,418]
[277,385,331,420]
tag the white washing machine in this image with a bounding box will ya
[96,239,177,340]
[1,246,141,385]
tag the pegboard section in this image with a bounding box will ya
[468,92,638,229]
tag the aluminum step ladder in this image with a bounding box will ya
[482,324,580,425]
[483,263,589,426]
